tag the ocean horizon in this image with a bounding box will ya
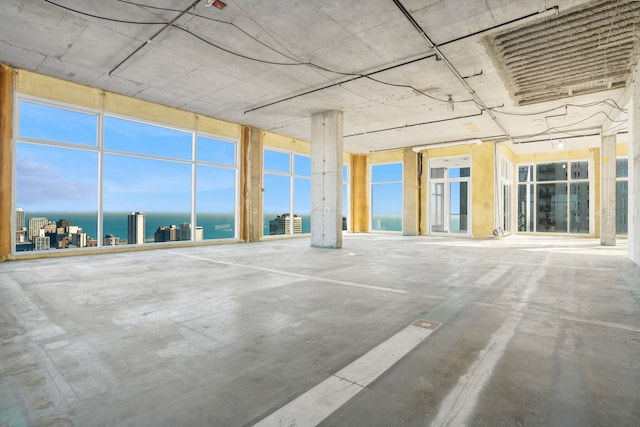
[20,211,315,243]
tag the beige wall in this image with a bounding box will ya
[0,65,13,260]
[471,142,497,238]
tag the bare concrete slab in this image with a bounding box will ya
[1,235,639,426]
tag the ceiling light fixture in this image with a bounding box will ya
[447,95,454,112]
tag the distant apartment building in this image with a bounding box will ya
[154,225,178,242]
[104,234,120,246]
[15,208,25,231]
[269,214,302,235]
[128,211,145,244]
[28,217,49,241]
[34,235,50,251]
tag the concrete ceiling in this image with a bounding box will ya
[1,0,638,153]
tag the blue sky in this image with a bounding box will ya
[17,101,237,214]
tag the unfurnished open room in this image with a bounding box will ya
[1,0,640,426]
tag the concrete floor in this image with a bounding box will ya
[1,234,639,427]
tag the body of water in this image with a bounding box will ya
[23,212,236,242]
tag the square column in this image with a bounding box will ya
[631,73,640,264]
[311,111,343,248]
[600,134,616,246]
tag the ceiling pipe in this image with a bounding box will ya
[244,5,559,115]
[391,0,516,143]
[344,111,483,138]
[109,0,202,76]
[411,138,483,153]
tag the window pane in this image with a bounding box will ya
[449,167,470,178]
[372,163,402,183]
[518,165,532,182]
[104,116,192,160]
[571,161,588,180]
[197,136,235,165]
[616,180,628,235]
[343,165,349,182]
[517,184,534,232]
[263,173,291,235]
[616,159,628,178]
[537,183,567,232]
[537,163,567,181]
[103,154,191,244]
[450,181,468,232]
[15,143,98,251]
[294,154,311,177]
[430,167,445,179]
[570,182,589,233]
[371,183,402,231]
[19,101,97,146]
[197,166,236,240]
[294,177,310,233]
[342,182,348,231]
[431,183,445,232]
[264,149,290,173]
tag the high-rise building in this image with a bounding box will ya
[127,211,145,244]
[104,234,120,246]
[154,225,177,242]
[16,208,25,231]
[269,214,302,235]
[28,217,49,241]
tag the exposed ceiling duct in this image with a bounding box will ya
[486,0,640,105]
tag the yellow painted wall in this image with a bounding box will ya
[351,154,369,232]
[262,131,311,154]
[16,70,241,139]
[471,142,496,238]
[0,65,13,260]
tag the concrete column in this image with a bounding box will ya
[311,111,343,248]
[239,126,262,242]
[600,134,617,246]
[351,154,369,233]
[0,64,13,261]
[631,75,640,264]
[403,149,418,236]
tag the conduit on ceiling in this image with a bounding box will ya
[391,0,515,143]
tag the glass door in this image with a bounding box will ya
[429,157,471,235]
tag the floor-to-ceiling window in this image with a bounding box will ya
[428,157,471,235]
[616,158,628,235]
[371,162,403,232]
[14,97,238,253]
[501,158,513,234]
[517,161,590,234]
[262,148,311,236]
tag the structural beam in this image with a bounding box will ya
[311,111,343,248]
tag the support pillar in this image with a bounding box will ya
[311,111,343,248]
[600,134,616,246]
[0,64,13,261]
[631,73,640,264]
[403,149,418,236]
[240,126,262,242]
[351,154,369,233]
